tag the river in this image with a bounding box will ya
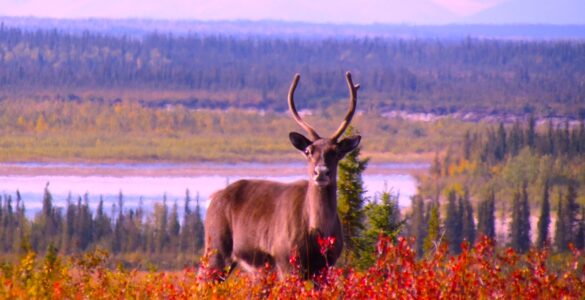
[0,162,427,218]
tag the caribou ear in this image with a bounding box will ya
[289,132,312,152]
[337,135,361,155]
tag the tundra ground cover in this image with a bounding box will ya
[1,237,584,299]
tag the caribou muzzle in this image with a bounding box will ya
[313,165,330,186]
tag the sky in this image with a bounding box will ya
[0,0,583,24]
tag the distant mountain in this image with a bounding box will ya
[466,0,585,24]
[1,16,585,40]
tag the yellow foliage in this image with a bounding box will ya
[34,114,48,133]
[17,116,27,129]
[444,183,465,197]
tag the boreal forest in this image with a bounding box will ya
[1,25,584,117]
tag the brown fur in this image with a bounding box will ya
[201,72,360,279]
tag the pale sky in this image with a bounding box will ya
[0,0,583,24]
[0,0,506,23]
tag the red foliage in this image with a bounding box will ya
[3,236,584,298]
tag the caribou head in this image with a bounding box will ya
[288,72,361,188]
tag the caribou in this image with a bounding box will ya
[202,71,361,280]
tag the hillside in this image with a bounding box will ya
[2,17,585,39]
[1,25,584,118]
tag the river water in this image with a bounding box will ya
[0,162,427,218]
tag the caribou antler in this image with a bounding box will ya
[330,71,359,141]
[288,73,320,140]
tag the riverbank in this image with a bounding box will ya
[0,161,429,177]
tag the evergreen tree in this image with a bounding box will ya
[180,189,193,252]
[423,201,441,255]
[410,195,427,257]
[32,183,61,252]
[555,189,569,252]
[111,191,125,253]
[153,195,169,253]
[536,180,551,248]
[520,183,531,250]
[565,183,579,245]
[357,190,403,268]
[94,196,112,245]
[496,122,507,161]
[545,121,555,155]
[168,200,181,250]
[192,192,205,253]
[337,126,369,263]
[13,191,27,254]
[462,190,476,246]
[430,152,442,178]
[509,184,531,253]
[80,193,93,250]
[61,193,75,253]
[445,189,462,254]
[477,188,496,241]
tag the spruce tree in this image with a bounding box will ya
[111,191,127,254]
[168,200,181,249]
[410,195,427,257]
[358,190,403,268]
[337,126,369,263]
[62,193,75,253]
[445,189,462,254]
[13,191,27,254]
[555,189,569,252]
[32,183,61,252]
[496,122,507,161]
[566,183,579,245]
[94,196,112,245]
[76,193,93,251]
[462,190,476,246]
[154,195,169,253]
[423,201,441,255]
[520,183,531,251]
[509,184,531,253]
[536,180,551,248]
[180,189,192,252]
[192,192,205,253]
[477,188,496,241]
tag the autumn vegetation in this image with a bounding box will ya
[1,236,584,298]
[0,99,475,162]
[2,23,585,298]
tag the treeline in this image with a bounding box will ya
[464,117,585,164]
[407,182,584,256]
[413,118,585,255]
[1,25,585,116]
[0,187,204,268]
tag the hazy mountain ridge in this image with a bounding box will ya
[1,16,585,40]
[466,0,585,25]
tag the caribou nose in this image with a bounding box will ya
[314,165,329,177]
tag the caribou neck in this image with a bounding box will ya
[305,178,338,235]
